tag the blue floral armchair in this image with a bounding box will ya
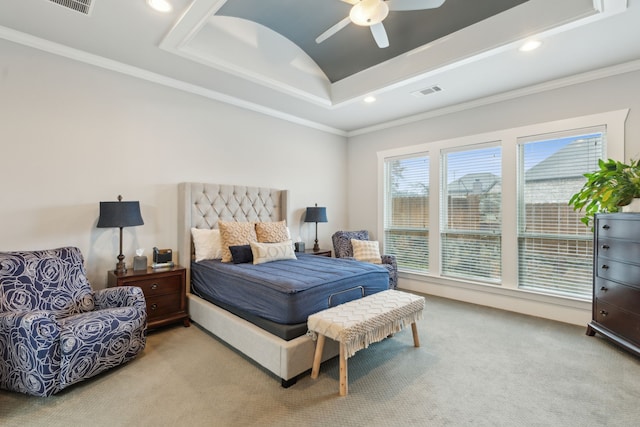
[0,247,146,396]
[331,230,398,290]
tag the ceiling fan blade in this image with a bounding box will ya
[370,22,389,48]
[386,0,446,11]
[341,0,359,4]
[316,16,352,44]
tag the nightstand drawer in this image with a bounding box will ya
[130,275,182,297]
[107,266,189,330]
[146,293,182,320]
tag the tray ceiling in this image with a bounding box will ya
[0,0,638,134]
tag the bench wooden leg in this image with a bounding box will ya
[311,334,325,379]
[411,322,420,347]
[339,342,348,396]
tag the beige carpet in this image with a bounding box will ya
[2,294,640,426]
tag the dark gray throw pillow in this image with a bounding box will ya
[229,244,253,264]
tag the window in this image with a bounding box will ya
[517,127,604,298]
[441,144,502,283]
[383,154,429,272]
[378,109,626,303]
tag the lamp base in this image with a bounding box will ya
[313,240,320,252]
[115,252,127,275]
[114,261,127,275]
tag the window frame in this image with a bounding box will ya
[377,109,628,302]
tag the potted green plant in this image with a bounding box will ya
[569,158,640,226]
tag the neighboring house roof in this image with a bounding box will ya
[448,172,500,195]
[447,138,601,195]
[525,139,601,181]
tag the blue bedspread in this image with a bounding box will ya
[191,253,389,324]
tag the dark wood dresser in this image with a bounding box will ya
[108,266,190,330]
[587,213,640,356]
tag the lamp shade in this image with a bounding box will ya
[304,206,328,223]
[97,200,144,228]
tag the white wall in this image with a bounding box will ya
[346,68,640,325]
[0,39,347,288]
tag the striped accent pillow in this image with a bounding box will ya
[351,239,382,264]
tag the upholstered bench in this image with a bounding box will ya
[308,289,425,396]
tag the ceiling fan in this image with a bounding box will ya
[316,0,446,48]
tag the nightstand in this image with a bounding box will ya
[107,266,189,330]
[305,248,332,257]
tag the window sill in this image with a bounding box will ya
[399,270,592,325]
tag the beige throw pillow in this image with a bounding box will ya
[250,240,297,265]
[218,220,258,263]
[351,239,382,264]
[255,220,289,243]
[191,228,223,261]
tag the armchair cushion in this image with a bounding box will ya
[332,230,369,259]
[351,239,382,264]
[0,247,146,396]
[332,230,398,290]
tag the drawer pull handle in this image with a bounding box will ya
[599,310,608,317]
[151,303,158,311]
[600,286,608,292]
[601,245,609,250]
[151,283,158,290]
[601,264,609,270]
[602,224,610,230]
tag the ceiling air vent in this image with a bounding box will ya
[47,0,94,15]
[412,85,443,97]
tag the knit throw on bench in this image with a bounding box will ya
[307,290,425,358]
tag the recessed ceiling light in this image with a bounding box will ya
[364,96,376,103]
[520,40,542,52]
[147,0,173,13]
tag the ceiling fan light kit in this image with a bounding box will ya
[317,0,446,49]
[350,0,389,26]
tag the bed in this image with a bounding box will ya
[177,183,389,386]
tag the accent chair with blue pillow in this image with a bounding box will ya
[331,230,398,290]
[0,246,147,396]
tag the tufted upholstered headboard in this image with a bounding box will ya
[177,183,289,292]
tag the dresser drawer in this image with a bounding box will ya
[146,293,182,321]
[597,238,640,263]
[595,278,640,313]
[595,258,640,288]
[596,216,640,241]
[594,299,640,346]
[128,275,182,297]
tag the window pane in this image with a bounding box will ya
[384,154,429,272]
[518,127,604,298]
[441,144,502,282]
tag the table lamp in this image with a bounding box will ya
[97,195,144,274]
[304,203,328,252]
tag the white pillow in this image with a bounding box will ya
[250,240,297,265]
[191,228,223,261]
[351,239,382,264]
